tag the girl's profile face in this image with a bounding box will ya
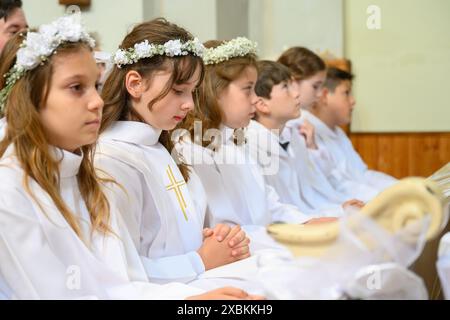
[40,47,103,152]
[131,63,201,131]
[218,65,258,129]
[296,70,326,109]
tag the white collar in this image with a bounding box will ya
[100,121,162,146]
[2,143,82,178]
[248,120,281,143]
[53,148,83,179]
[220,125,237,145]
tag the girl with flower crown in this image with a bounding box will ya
[0,14,258,300]
[95,18,271,296]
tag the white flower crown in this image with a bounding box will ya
[203,37,258,65]
[112,38,205,68]
[0,13,95,113]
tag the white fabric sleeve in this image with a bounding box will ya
[265,184,310,224]
[96,154,207,285]
[140,251,205,284]
[308,146,335,178]
[0,185,204,300]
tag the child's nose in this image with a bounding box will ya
[89,90,104,111]
[182,96,195,112]
[250,90,258,105]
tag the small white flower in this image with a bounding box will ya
[134,40,152,58]
[16,48,40,69]
[164,39,183,57]
[191,38,205,57]
[39,23,58,46]
[113,50,128,66]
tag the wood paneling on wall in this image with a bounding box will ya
[349,133,450,178]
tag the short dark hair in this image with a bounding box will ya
[0,0,22,21]
[255,60,293,99]
[324,67,354,93]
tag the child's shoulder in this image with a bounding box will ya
[0,152,25,187]
[176,136,215,165]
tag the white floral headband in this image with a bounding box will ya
[112,38,205,68]
[203,37,258,65]
[0,13,95,113]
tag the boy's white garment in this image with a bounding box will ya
[0,144,204,299]
[282,117,350,204]
[301,110,397,201]
[95,121,280,294]
[246,120,343,217]
[178,125,310,227]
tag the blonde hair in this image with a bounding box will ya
[0,31,112,240]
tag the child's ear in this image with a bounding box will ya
[255,97,270,115]
[125,70,145,98]
[318,87,329,105]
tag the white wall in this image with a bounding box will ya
[155,0,217,42]
[23,0,143,53]
[23,0,217,52]
[345,0,450,132]
[249,0,343,60]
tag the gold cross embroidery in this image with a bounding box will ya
[165,165,188,221]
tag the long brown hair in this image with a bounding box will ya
[100,18,204,181]
[180,40,257,149]
[0,31,112,240]
[277,47,326,81]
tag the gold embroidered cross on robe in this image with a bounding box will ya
[165,165,188,221]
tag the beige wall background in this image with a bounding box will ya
[22,0,449,133]
[345,0,450,132]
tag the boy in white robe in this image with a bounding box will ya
[277,47,379,203]
[248,60,364,216]
[303,67,397,201]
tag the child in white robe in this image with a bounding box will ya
[277,47,360,205]
[278,47,395,201]
[249,60,364,216]
[0,15,256,301]
[95,19,273,295]
[305,67,397,201]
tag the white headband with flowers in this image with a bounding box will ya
[112,38,205,68]
[202,37,258,65]
[0,13,95,113]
